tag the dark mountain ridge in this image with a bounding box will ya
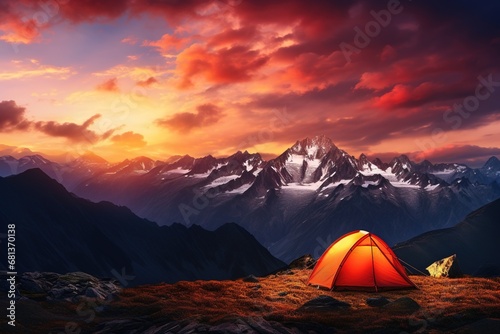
[393,198,500,275]
[0,169,285,285]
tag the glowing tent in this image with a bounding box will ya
[308,230,416,291]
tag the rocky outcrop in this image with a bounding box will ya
[297,295,350,312]
[17,272,120,303]
[366,296,391,307]
[288,254,316,269]
[382,297,420,314]
[94,317,337,334]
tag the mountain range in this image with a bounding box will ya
[0,169,285,285]
[1,135,499,262]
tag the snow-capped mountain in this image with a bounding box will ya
[0,152,110,188]
[73,150,264,221]
[99,156,161,176]
[1,136,500,262]
[0,155,18,177]
[0,154,63,180]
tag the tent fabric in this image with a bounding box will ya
[308,230,416,291]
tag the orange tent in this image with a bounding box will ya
[308,230,416,291]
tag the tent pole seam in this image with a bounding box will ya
[307,230,359,285]
[369,234,378,292]
[331,233,370,288]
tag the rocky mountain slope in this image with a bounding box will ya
[0,169,285,285]
[393,198,500,276]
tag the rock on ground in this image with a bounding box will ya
[297,295,350,312]
[382,297,420,314]
[16,272,121,303]
[366,296,391,307]
[95,317,337,334]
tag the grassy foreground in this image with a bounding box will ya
[5,269,500,333]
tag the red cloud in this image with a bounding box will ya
[0,1,42,44]
[59,0,129,22]
[144,34,190,54]
[1,0,500,161]
[0,100,31,130]
[230,1,349,37]
[34,114,115,143]
[208,26,258,48]
[380,45,396,61]
[0,100,117,143]
[0,16,40,44]
[111,131,147,148]
[373,81,473,110]
[137,77,158,87]
[412,145,500,167]
[0,0,129,43]
[156,103,223,132]
[355,72,393,91]
[275,51,348,91]
[96,78,119,92]
[373,84,412,109]
[131,0,208,23]
[176,44,269,88]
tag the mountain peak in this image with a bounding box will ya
[483,156,500,170]
[14,167,50,179]
[420,159,433,167]
[6,168,65,193]
[17,155,53,168]
[390,154,412,168]
[291,135,337,159]
[77,151,108,164]
[131,156,154,163]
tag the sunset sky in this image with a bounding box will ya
[1,0,500,165]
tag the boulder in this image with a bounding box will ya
[426,254,463,278]
[297,295,350,312]
[242,275,259,283]
[96,317,336,333]
[366,296,391,307]
[383,297,420,314]
[19,277,46,293]
[288,254,316,269]
[18,272,120,302]
[85,287,104,299]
